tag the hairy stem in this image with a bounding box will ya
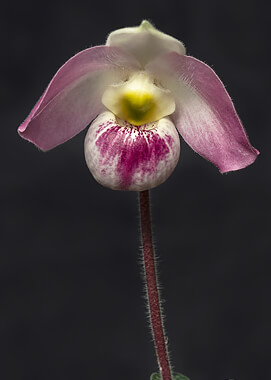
[139,190,172,380]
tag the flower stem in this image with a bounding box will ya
[139,190,172,380]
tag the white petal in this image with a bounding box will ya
[106,20,185,67]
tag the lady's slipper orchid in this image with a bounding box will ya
[18,20,259,191]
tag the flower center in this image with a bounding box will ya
[120,91,155,125]
[102,71,175,126]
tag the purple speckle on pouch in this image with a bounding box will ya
[95,121,173,189]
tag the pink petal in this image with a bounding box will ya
[146,52,259,173]
[18,46,140,151]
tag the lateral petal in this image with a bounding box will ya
[18,46,140,151]
[146,52,259,172]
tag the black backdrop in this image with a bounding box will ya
[2,0,270,379]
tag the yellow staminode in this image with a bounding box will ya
[102,71,175,126]
[121,91,155,125]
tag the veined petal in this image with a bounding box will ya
[18,46,140,151]
[84,111,180,191]
[106,20,185,67]
[146,52,259,173]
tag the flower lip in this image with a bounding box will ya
[84,111,181,191]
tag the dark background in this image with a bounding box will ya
[1,0,270,379]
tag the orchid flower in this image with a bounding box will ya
[18,21,259,380]
[18,20,259,191]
